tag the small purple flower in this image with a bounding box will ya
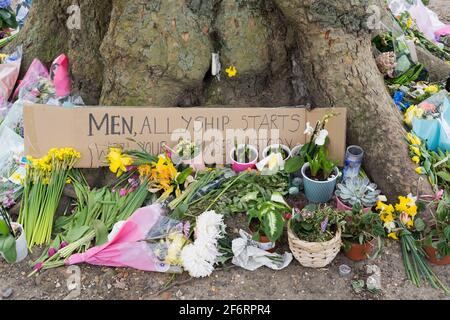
[119,188,128,197]
[2,193,15,209]
[59,242,68,250]
[48,247,57,258]
[321,217,329,233]
[0,0,11,9]
[33,262,43,271]
[183,222,191,237]
[128,176,140,189]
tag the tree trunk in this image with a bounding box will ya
[6,0,433,200]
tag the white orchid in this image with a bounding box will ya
[315,129,329,146]
[304,122,314,136]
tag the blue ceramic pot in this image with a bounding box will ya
[301,163,339,203]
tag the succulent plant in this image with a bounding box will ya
[335,177,381,208]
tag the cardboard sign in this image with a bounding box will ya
[23,103,347,168]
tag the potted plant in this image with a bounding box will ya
[335,177,381,213]
[230,138,258,173]
[263,144,291,162]
[301,147,339,203]
[175,139,204,171]
[288,204,344,268]
[0,207,27,263]
[247,193,290,252]
[422,193,450,265]
[341,205,385,261]
[285,112,338,185]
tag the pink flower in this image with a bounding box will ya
[436,190,444,200]
[33,262,43,271]
[119,188,128,197]
[59,242,68,249]
[420,102,436,112]
[48,248,57,258]
[284,213,293,220]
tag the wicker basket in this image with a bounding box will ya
[288,221,342,268]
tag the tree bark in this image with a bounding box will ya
[5,0,434,200]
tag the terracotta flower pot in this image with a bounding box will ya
[424,245,450,265]
[336,196,372,213]
[248,221,277,253]
[344,239,375,262]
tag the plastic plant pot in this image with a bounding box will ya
[12,223,27,263]
[336,196,372,213]
[263,144,291,161]
[301,163,339,203]
[230,144,259,173]
[290,144,304,158]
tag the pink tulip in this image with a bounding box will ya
[119,188,128,197]
[33,262,43,271]
[59,242,69,249]
[48,248,57,258]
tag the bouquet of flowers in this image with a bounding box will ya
[18,148,80,249]
[107,146,193,202]
[376,194,449,293]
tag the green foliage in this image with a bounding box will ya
[247,193,290,243]
[0,7,18,30]
[0,207,16,263]
[290,204,345,243]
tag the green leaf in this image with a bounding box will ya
[0,234,16,263]
[262,210,284,243]
[444,225,450,241]
[436,171,450,182]
[414,218,426,232]
[177,167,193,184]
[65,226,90,243]
[284,156,304,174]
[270,192,290,208]
[0,220,10,236]
[93,220,109,246]
[172,203,188,220]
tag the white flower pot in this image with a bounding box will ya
[262,144,291,161]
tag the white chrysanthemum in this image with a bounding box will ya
[181,244,215,278]
[195,210,225,242]
[180,210,225,278]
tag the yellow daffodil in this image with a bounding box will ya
[106,147,133,177]
[411,156,420,164]
[388,232,398,240]
[225,66,237,78]
[424,85,439,94]
[415,167,425,175]
[410,146,421,157]
[406,132,421,146]
[406,17,413,29]
[138,164,151,177]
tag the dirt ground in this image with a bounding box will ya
[1,1,450,301]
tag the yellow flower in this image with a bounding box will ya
[66,178,72,184]
[395,196,418,218]
[424,85,439,94]
[415,167,425,175]
[407,132,421,146]
[106,147,133,177]
[411,156,420,164]
[225,66,237,78]
[388,232,398,240]
[138,164,151,177]
[410,146,421,157]
[165,232,188,266]
[406,17,413,29]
